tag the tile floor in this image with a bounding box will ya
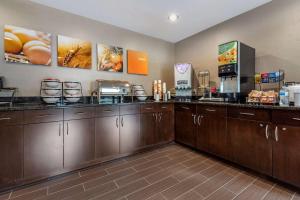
[0,144,299,200]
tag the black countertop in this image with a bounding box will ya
[1,100,300,111]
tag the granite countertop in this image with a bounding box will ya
[1,100,300,111]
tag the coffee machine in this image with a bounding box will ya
[174,63,193,100]
[218,41,255,102]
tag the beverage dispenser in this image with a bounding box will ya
[174,63,193,99]
[218,41,255,102]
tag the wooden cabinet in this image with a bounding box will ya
[227,114,272,175]
[120,114,140,154]
[197,106,227,157]
[140,113,157,146]
[175,104,197,147]
[272,110,300,187]
[0,125,23,187]
[95,116,119,158]
[64,118,95,169]
[157,112,174,143]
[24,122,63,179]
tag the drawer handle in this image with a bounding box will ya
[38,114,54,118]
[75,112,86,115]
[145,107,153,110]
[181,106,190,110]
[161,106,168,109]
[240,112,255,116]
[206,109,216,112]
[0,117,11,121]
[292,118,300,121]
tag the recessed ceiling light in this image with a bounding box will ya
[168,14,179,22]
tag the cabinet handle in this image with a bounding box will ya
[197,115,203,126]
[59,123,61,136]
[0,117,11,121]
[161,106,167,109]
[275,126,279,142]
[75,112,86,115]
[121,116,124,127]
[265,124,269,140]
[159,113,162,122]
[181,106,190,110]
[192,114,196,125]
[116,117,119,128]
[38,114,54,118]
[206,109,216,112]
[66,122,69,135]
[292,118,300,121]
[240,112,255,116]
[145,107,153,110]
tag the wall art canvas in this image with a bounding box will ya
[57,35,92,69]
[127,50,148,75]
[97,44,123,72]
[4,25,51,66]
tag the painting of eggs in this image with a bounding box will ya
[4,25,51,66]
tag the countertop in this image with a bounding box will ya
[1,100,300,111]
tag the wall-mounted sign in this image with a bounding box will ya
[57,35,92,69]
[4,25,51,66]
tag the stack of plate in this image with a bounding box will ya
[63,81,82,103]
[132,85,148,101]
[41,79,62,104]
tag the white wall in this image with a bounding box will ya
[175,0,300,85]
[0,0,175,96]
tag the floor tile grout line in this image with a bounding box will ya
[260,183,276,200]
[230,177,258,199]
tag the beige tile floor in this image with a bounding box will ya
[0,144,299,200]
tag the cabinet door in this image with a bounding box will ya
[95,116,119,158]
[140,113,157,146]
[120,114,140,154]
[227,118,272,175]
[175,110,196,147]
[64,118,95,169]
[158,112,174,143]
[24,122,63,179]
[273,125,300,187]
[0,125,23,187]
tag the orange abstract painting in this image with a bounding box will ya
[127,50,148,75]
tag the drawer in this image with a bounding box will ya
[64,107,95,120]
[24,109,63,124]
[120,104,140,115]
[95,105,119,117]
[0,111,23,126]
[157,103,173,112]
[227,107,270,122]
[175,104,196,112]
[141,104,157,113]
[272,110,300,126]
[198,105,226,117]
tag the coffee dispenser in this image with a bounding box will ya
[218,41,255,102]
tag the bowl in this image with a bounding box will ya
[64,82,80,88]
[137,96,148,101]
[64,89,80,95]
[44,89,60,96]
[44,81,60,88]
[42,97,60,104]
[65,96,81,103]
[132,85,144,90]
[134,90,146,95]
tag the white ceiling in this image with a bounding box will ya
[30,0,272,43]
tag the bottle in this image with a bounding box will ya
[279,86,289,106]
